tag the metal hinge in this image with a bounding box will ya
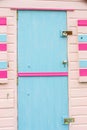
[17,76,18,85]
[16,11,18,20]
[62,31,73,37]
[64,118,75,124]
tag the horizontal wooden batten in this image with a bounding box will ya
[78,20,87,26]
[11,8,74,11]
[79,44,87,51]
[79,69,87,76]
[0,70,7,78]
[18,72,68,77]
[0,62,7,69]
[0,34,7,42]
[78,34,87,42]
[79,60,87,68]
[0,44,7,51]
[0,18,7,25]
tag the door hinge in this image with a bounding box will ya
[17,76,18,85]
[16,11,18,20]
[62,31,73,37]
[64,118,75,124]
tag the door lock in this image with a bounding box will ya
[62,60,68,67]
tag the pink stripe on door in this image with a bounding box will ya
[0,44,7,51]
[80,69,87,76]
[79,44,87,51]
[0,18,7,25]
[78,20,87,26]
[18,72,68,77]
[0,70,7,78]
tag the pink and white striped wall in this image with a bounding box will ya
[78,20,87,82]
[0,17,8,83]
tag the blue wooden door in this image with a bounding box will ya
[18,11,68,130]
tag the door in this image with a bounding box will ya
[18,10,68,130]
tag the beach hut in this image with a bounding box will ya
[0,0,87,130]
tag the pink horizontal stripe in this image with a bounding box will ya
[79,44,87,51]
[80,69,87,76]
[0,18,7,25]
[0,70,7,78]
[18,72,68,77]
[0,44,7,51]
[78,20,87,26]
[11,8,74,11]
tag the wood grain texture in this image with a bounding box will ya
[0,8,17,130]
[0,0,87,9]
[67,10,87,130]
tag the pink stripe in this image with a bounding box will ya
[0,18,7,25]
[18,72,68,77]
[80,69,87,76]
[0,44,7,51]
[78,20,87,26]
[79,44,87,51]
[11,8,74,11]
[0,70,7,78]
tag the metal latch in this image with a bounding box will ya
[62,31,72,37]
[64,118,75,124]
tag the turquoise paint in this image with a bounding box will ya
[0,62,7,69]
[0,34,7,42]
[80,60,87,68]
[78,35,87,42]
[18,77,68,130]
[18,11,67,72]
[18,11,68,130]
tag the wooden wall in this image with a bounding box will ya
[0,8,17,130]
[67,10,87,130]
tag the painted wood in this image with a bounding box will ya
[0,62,7,69]
[71,97,87,106]
[0,26,7,33]
[0,118,14,127]
[0,127,14,130]
[78,27,87,34]
[18,11,68,130]
[79,44,87,50]
[67,10,87,130]
[78,20,87,26]
[0,89,14,99]
[71,125,87,130]
[0,52,7,60]
[78,35,87,42]
[0,18,7,25]
[71,88,87,97]
[79,77,87,82]
[0,70,7,78]
[18,77,68,130]
[18,72,68,77]
[0,44,7,51]
[0,34,7,42]
[18,11,67,73]
[0,109,14,117]
[0,99,14,108]
[71,106,87,115]
[79,51,87,59]
[0,8,17,130]
[79,69,87,76]
[0,1,87,10]
[79,60,87,68]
